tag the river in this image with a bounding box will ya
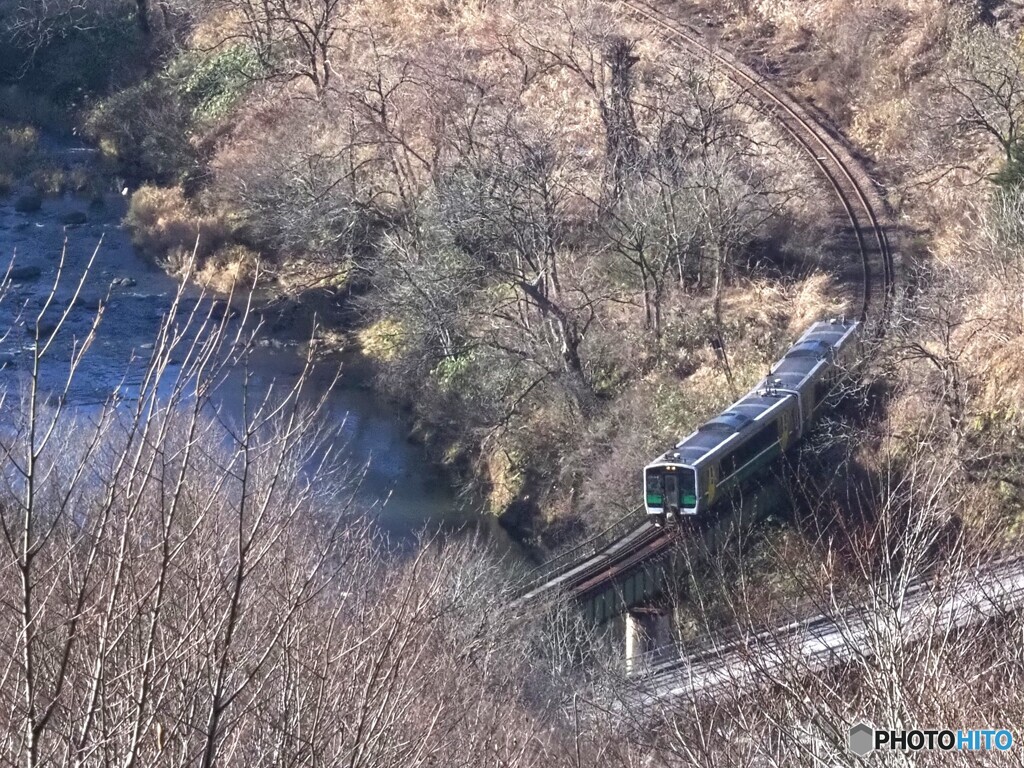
[0,140,510,545]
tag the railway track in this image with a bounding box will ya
[620,0,896,326]
[617,555,1024,711]
[516,1,898,606]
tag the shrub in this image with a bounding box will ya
[173,45,261,125]
[993,142,1024,190]
[432,353,475,393]
[86,45,259,186]
[357,318,407,362]
[125,185,231,263]
[65,166,94,194]
[195,243,261,291]
[86,80,196,184]
[0,124,39,180]
[29,167,66,196]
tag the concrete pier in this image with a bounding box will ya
[625,607,671,673]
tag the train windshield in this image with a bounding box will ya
[679,469,697,507]
[645,469,664,507]
[646,467,697,510]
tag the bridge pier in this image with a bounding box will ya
[625,606,672,673]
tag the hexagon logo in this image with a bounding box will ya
[849,722,874,756]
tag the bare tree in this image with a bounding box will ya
[0,249,565,766]
[212,97,380,262]
[208,0,351,97]
[947,30,1024,182]
[972,185,1024,331]
[436,125,599,410]
[519,0,641,196]
[603,176,696,340]
[1,0,110,52]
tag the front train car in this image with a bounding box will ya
[644,460,699,519]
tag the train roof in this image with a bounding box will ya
[770,355,820,386]
[700,411,752,432]
[655,396,790,467]
[647,318,859,470]
[733,392,788,417]
[802,320,856,341]
[785,339,833,359]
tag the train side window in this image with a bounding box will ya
[815,379,830,403]
[733,443,751,470]
[720,453,737,478]
[733,421,779,469]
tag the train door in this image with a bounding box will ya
[704,464,719,507]
[778,409,793,450]
[663,472,679,516]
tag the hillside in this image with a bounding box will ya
[2,0,1024,764]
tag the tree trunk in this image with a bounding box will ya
[711,242,724,325]
[136,0,151,36]
[601,36,640,197]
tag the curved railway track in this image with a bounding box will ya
[621,0,896,325]
[517,0,898,606]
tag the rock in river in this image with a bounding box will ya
[60,211,88,227]
[9,266,42,281]
[14,192,42,213]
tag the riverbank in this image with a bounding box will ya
[0,133,517,549]
[113,178,556,545]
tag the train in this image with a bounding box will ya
[643,317,861,523]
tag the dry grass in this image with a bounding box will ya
[786,272,847,331]
[700,0,970,168]
[0,123,40,195]
[484,447,526,516]
[976,337,1024,422]
[194,243,261,292]
[126,185,232,264]
[28,167,67,196]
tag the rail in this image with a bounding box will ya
[619,0,895,327]
[616,555,1024,710]
[515,507,648,596]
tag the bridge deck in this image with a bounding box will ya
[518,521,672,605]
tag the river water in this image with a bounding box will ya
[0,143,507,544]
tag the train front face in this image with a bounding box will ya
[644,462,699,523]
